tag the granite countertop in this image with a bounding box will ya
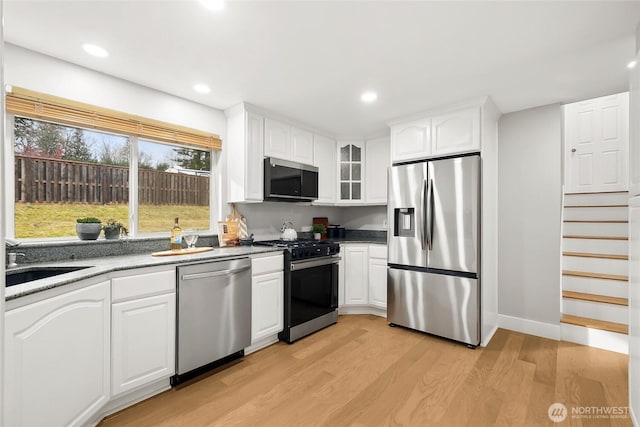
[332,237,387,244]
[5,245,283,301]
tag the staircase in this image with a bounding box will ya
[560,191,629,354]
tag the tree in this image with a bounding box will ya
[97,138,129,166]
[173,147,210,171]
[62,128,94,162]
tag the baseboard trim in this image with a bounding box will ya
[338,305,387,318]
[497,314,561,340]
[92,378,171,425]
[245,334,280,355]
[481,324,499,347]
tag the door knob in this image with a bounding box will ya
[571,148,577,153]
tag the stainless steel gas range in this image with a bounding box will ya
[253,239,341,343]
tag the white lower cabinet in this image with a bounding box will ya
[343,244,369,305]
[111,268,176,397]
[341,244,387,315]
[4,281,110,427]
[251,253,284,346]
[368,245,388,309]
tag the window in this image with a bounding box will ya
[6,87,221,240]
[137,139,210,233]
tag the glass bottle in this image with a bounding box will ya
[171,217,182,250]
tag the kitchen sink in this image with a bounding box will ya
[6,266,93,287]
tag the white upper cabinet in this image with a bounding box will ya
[291,127,315,165]
[338,140,365,203]
[364,136,390,204]
[389,106,481,163]
[264,118,291,160]
[314,134,337,204]
[630,51,640,196]
[390,118,431,162]
[564,92,629,194]
[264,118,314,165]
[225,104,264,203]
[431,107,480,156]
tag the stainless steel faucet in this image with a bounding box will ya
[7,252,25,268]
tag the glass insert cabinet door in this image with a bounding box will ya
[338,142,364,201]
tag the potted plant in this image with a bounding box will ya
[102,219,128,240]
[311,223,326,240]
[76,217,102,240]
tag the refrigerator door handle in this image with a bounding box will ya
[420,179,426,250]
[426,178,433,250]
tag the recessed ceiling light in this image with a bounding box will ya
[628,60,637,69]
[193,83,211,94]
[361,91,378,103]
[82,43,109,58]
[200,0,225,11]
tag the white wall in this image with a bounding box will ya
[497,104,563,327]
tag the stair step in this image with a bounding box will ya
[561,314,628,334]
[563,252,628,260]
[562,256,627,276]
[564,205,628,208]
[564,191,629,195]
[562,290,628,306]
[563,270,628,282]
[563,235,628,240]
[563,206,628,221]
[563,220,628,223]
[563,192,629,207]
[562,238,628,255]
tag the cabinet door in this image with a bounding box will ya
[344,245,369,305]
[314,135,337,204]
[252,271,284,342]
[112,293,176,396]
[390,118,431,162]
[431,107,480,156]
[4,282,110,427]
[630,53,640,196]
[291,127,314,165]
[564,93,629,193]
[338,140,365,202]
[246,111,265,201]
[365,136,390,204]
[368,257,388,309]
[264,118,291,160]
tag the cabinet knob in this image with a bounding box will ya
[571,148,577,153]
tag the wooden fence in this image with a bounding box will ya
[15,155,209,205]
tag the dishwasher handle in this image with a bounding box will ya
[181,265,250,281]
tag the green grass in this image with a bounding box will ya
[15,202,210,238]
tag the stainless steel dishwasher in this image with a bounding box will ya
[173,257,251,385]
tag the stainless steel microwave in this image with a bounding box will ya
[264,157,318,202]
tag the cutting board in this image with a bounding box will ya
[227,203,248,239]
[151,247,214,257]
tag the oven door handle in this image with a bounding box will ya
[290,256,341,271]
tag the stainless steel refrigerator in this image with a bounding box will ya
[387,154,480,347]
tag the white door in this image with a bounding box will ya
[390,118,431,162]
[112,293,176,396]
[251,271,284,342]
[313,134,337,204]
[565,93,629,193]
[264,118,291,160]
[291,127,314,165]
[368,257,388,309]
[365,136,390,204]
[344,245,369,305]
[4,282,110,427]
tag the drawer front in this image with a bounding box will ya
[252,254,284,276]
[112,269,175,302]
[369,244,387,259]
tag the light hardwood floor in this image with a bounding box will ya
[100,315,631,426]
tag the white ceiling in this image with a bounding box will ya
[4,1,639,138]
